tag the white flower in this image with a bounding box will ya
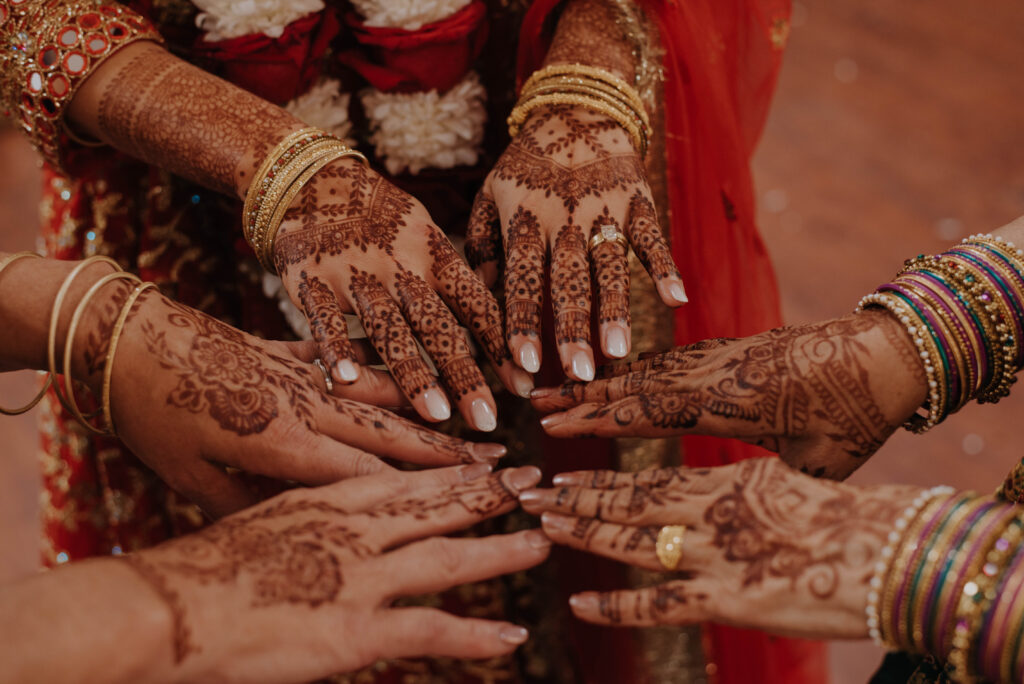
[349,0,472,31]
[284,79,356,144]
[193,0,324,41]
[362,72,486,175]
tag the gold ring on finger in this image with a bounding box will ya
[313,358,334,393]
[655,524,687,571]
[589,224,629,252]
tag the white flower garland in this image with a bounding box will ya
[349,0,472,31]
[362,71,486,175]
[284,78,356,145]
[193,0,324,41]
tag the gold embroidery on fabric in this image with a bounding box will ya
[770,17,790,50]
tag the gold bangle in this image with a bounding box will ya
[102,281,157,435]
[261,148,366,273]
[47,256,122,418]
[242,127,324,244]
[0,251,55,415]
[518,80,651,141]
[63,271,140,434]
[509,93,645,156]
[521,63,646,114]
[522,73,651,133]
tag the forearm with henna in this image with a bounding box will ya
[545,0,637,81]
[67,41,305,198]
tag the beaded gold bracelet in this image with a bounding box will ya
[0,1,163,171]
[0,251,54,415]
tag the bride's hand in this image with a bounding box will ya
[468,105,686,381]
[519,458,920,638]
[109,290,507,517]
[532,310,926,480]
[272,158,534,433]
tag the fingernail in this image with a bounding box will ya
[511,369,534,398]
[506,466,542,493]
[540,414,563,430]
[460,463,494,481]
[519,343,541,373]
[605,327,629,359]
[470,442,506,462]
[569,594,597,611]
[524,528,552,550]
[470,398,497,432]
[518,489,543,505]
[499,625,529,645]
[669,281,688,304]
[530,387,556,400]
[541,511,571,532]
[423,389,451,421]
[552,473,577,486]
[571,351,595,382]
[336,359,359,383]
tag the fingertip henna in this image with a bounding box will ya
[626,190,680,282]
[297,271,357,375]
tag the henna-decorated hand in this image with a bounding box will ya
[469,105,687,381]
[120,465,549,681]
[519,459,920,638]
[273,158,533,432]
[108,290,507,517]
[532,310,927,480]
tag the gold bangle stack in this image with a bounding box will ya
[0,251,53,415]
[0,0,163,171]
[508,63,652,157]
[242,127,368,273]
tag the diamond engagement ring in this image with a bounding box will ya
[588,224,629,252]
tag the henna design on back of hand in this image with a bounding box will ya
[590,209,630,326]
[297,271,356,374]
[626,191,680,282]
[551,221,591,345]
[504,207,546,341]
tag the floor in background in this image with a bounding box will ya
[1,0,1022,680]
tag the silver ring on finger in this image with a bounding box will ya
[313,358,334,393]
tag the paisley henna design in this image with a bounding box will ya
[427,232,511,368]
[97,45,299,196]
[274,161,414,274]
[394,269,484,401]
[551,221,591,346]
[348,268,438,401]
[465,188,502,275]
[625,190,679,282]
[297,271,356,375]
[504,207,546,342]
[590,209,630,327]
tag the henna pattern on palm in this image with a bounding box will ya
[274,162,414,274]
[394,268,483,401]
[590,209,630,326]
[504,207,546,341]
[551,221,591,345]
[297,271,355,373]
[98,46,298,196]
[348,268,438,401]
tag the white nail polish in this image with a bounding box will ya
[471,398,497,432]
[669,281,688,304]
[511,370,535,399]
[606,327,628,358]
[336,359,359,383]
[571,351,595,382]
[423,389,451,421]
[519,343,541,373]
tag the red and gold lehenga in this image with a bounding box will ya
[28,0,826,681]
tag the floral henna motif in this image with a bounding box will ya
[504,207,546,341]
[465,188,502,273]
[273,162,414,274]
[97,46,297,196]
[590,210,630,326]
[394,269,483,400]
[626,190,678,281]
[551,221,591,345]
[348,268,438,400]
[427,232,510,367]
[297,271,353,371]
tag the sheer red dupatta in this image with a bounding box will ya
[520,2,828,682]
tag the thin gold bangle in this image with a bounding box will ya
[63,271,140,434]
[102,281,158,436]
[0,252,55,415]
[47,257,122,417]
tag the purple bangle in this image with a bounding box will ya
[880,282,962,412]
[978,543,1024,677]
[949,248,1024,367]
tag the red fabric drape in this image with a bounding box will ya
[519,1,828,682]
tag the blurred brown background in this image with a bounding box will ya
[1,0,1022,681]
